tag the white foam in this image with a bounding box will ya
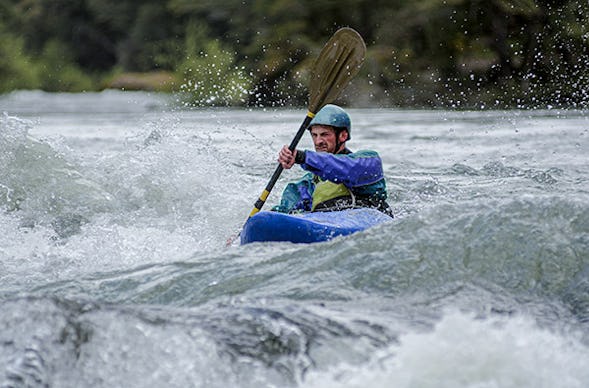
[306,310,589,388]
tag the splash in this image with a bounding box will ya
[306,310,589,388]
[0,114,114,234]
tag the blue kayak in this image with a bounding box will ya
[240,208,392,244]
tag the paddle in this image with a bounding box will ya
[229,27,366,245]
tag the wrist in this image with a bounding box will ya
[294,150,306,164]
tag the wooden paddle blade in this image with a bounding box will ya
[308,27,366,113]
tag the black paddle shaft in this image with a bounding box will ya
[248,114,313,218]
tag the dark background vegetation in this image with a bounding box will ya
[1,0,587,108]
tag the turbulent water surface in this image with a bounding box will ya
[1,90,588,387]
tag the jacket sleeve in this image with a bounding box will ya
[300,150,384,187]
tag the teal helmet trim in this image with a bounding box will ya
[309,104,351,140]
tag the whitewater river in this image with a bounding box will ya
[1,90,588,387]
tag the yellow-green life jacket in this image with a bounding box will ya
[311,178,352,211]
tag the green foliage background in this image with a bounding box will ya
[0,0,587,108]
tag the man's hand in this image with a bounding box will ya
[278,145,297,169]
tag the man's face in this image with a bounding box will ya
[310,125,347,153]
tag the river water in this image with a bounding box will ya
[1,90,588,387]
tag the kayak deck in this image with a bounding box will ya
[240,208,392,244]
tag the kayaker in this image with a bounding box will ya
[273,104,394,217]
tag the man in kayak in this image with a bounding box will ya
[273,104,394,217]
